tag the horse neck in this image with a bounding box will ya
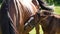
[9,0,34,26]
[40,16,54,32]
[40,16,53,28]
[8,0,38,26]
[9,0,39,33]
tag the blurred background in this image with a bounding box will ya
[0,0,60,34]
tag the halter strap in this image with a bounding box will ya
[24,11,40,30]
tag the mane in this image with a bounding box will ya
[0,0,15,34]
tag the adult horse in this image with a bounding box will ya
[0,0,40,34]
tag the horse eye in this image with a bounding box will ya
[43,12,51,15]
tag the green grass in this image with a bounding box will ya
[0,5,1,7]
[29,25,43,34]
[0,4,1,9]
[0,3,2,8]
[54,6,60,14]
[29,6,60,34]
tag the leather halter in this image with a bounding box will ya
[24,9,41,30]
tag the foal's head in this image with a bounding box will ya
[39,10,52,18]
[38,10,52,23]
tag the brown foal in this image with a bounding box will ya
[39,10,60,34]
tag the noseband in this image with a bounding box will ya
[24,9,41,30]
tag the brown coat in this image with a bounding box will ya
[39,11,60,34]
